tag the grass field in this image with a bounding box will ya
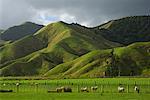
[1,93,150,100]
[0,78,150,100]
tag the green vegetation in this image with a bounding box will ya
[0,78,150,100]
[0,21,121,77]
[45,42,150,78]
[94,16,150,45]
[1,93,150,100]
[0,35,46,64]
[0,40,11,47]
[0,16,150,78]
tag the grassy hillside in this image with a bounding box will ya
[0,40,12,47]
[1,41,149,77]
[0,16,150,77]
[0,21,121,76]
[0,35,46,65]
[44,42,150,78]
[0,22,43,41]
[93,16,150,45]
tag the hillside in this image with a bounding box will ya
[0,22,43,41]
[0,16,150,77]
[0,21,121,76]
[93,16,150,45]
[1,41,149,77]
[44,42,150,78]
[0,35,46,64]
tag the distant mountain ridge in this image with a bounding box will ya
[0,16,150,77]
[93,16,150,45]
[0,22,44,41]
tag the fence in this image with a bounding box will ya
[0,82,150,93]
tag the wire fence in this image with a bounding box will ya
[0,82,150,93]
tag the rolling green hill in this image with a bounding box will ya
[0,21,121,76]
[0,35,46,64]
[44,42,150,78]
[93,16,150,45]
[0,16,150,78]
[1,41,149,77]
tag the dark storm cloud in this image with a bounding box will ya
[0,0,150,29]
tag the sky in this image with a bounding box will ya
[0,0,150,29]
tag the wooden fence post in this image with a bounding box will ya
[127,84,129,93]
[101,84,104,93]
[16,85,19,92]
[94,81,97,86]
[16,83,20,92]
[77,85,79,93]
[35,83,38,92]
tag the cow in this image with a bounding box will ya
[134,85,140,93]
[91,86,98,92]
[56,87,63,93]
[118,84,125,93]
[0,90,13,93]
[56,87,72,93]
[80,87,89,92]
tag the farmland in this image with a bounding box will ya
[0,78,150,100]
[1,93,150,100]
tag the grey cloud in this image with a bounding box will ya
[0,0,150,29]
[0,0,36,29]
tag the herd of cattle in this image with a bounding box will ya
[0,82,140,93]
[48,85,140,93]
[48,86,99,93]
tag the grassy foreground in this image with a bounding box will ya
[0,78,150,100]
[0,93,150,100]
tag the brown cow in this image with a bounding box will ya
[56,87,72,93]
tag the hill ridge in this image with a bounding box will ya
[0,16,150,77]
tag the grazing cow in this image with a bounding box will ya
[80,87,89,92]
[118,84,125,93]
[63,87,72,92]
[56,87,63,93]
[16,82,20,86]
[134,85,140,93]
[91,86,98,92]
[0,90,13,93]
[56,87,72,93]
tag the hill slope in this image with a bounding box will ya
[0,41,149,77]
[0,21,121,76]
[44,42,150,78]
[0,16,150,77]
[93,16,150,45]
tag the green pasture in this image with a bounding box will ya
[0,78,150,100]
[1,93,150,100]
